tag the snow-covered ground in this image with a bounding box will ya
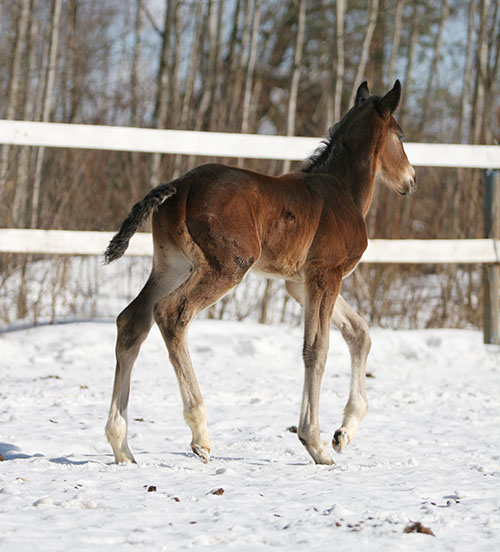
[1,319,499,551]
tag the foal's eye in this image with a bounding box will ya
[397,132,404,142]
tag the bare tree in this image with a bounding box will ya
[333,0,346,122]
[241,0,262,135]
[231,0,254,130]
[130,0,143,128]
[456,0,476,143]
[349,0,379,107]
[417,0,449,136]
[283,0,307,174]
[471,0,490,145]
[30,0,62,229]
[151,0,175,188]
[209,0,226,130]
[173,1,204,177]
[399,2,419,126]
[482,0,500,144]
[193,0,219,132]
[0,0,30,208]
[225,0,242,130]
[387,0,405,86]
[13,0,40,227]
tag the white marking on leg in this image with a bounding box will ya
[332,295,370,453]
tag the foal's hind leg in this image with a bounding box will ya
[153,261,252,463]
[106,261,190,463]
[105,276,158,463]
[331,295,371,453]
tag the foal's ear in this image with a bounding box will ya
[379,80,401,113]
[355,81,370,105]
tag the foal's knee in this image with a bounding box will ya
[355,320,371,354]
[342,318,371,355]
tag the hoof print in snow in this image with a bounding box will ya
[287,425,298,433]
[404,522,435,536]
[146,485,157,492]
[210,488,224,496]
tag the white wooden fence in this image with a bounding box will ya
[1,119,500,167]
[0,229,499,264]
[0,120,499,339]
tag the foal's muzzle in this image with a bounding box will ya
[399,173,417,196]
[399,167,417,195]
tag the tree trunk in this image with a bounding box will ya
[171,0,183,129]
[130,0,143,128]
[323,0,334,130]
[387,0,405,86]
[399,2,419,126]
[225,0,242,130]
[193,0,218,131]
[129,0,143,200]
[367,0,385,91]
[151,0,175,188]
[333,0,346,121]
[456,0,476,143]
[349,0,379,107]
[417,0,449,137]
[230,0,254,131]
[482,0,500,144]
[209,0,226,130]
[14,0,40,227]
[241,0,262,135]
[30,0,62,229]
[0,0,30,207]
[186,0,218,169]
[283,0,307,174]
[173,0,204,177]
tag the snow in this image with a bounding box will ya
[1,319,499,551]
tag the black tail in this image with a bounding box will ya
[103,182,176,264]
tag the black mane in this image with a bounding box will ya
[302,96,380,174]
[301,121,343,174]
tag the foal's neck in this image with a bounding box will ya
[336,133,380,218]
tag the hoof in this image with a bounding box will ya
[315,453,335,465]
[110,445,136,464]
[191,443,210,464]
[114,454,136,464]
[333,428,349,453]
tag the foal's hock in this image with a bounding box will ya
[104,81,415,465]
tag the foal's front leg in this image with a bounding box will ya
[298,270,341,465]
[331,295,371,453]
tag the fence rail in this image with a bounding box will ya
[1,119,500,167]
[0,229,499,264]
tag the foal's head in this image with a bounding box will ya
[355,80,416,195]
[304,81,416,197]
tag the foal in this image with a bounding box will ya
[104,80,415,465]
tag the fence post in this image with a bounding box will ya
[483,169,500,344]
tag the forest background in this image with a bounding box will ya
[0,0,498,330]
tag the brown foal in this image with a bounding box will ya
[104,80,415,465]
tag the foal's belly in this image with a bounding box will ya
[251,259,303,282]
